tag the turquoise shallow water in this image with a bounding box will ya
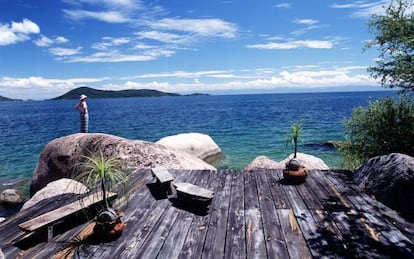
[0,91,394,193]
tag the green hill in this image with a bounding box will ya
[0,95,20,101]
[51,86,180,100]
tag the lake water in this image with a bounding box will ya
[0,91,394,194]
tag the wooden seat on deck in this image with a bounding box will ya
[18,192,117,241]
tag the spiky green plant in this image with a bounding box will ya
[75,151,127,210]
[286,121,303,158]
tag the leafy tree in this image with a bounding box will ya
[365,0,414,92]
[340,96,414,169]
[339,0,414,169]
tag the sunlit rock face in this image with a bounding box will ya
[30,133,216,196]
[157,132,223,165]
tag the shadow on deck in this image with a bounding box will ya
[1,169,414,258]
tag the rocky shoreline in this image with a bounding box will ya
[1,132,413,224]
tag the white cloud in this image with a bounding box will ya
[331,1,390,18]
[247,40,334,50]
[149,18,238,38]
[0,66,380,99]
[136,30,192,44]
[63,9,130,23]
[0,19,40,46]
[34,35,69,47]
[274,3,291,9]
[92,37,131,50]
[294,19,319,25]
[49,47,82,56]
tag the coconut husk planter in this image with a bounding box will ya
[92,209,126,241]
[283,166,309,183]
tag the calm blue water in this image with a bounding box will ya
[0,91,394,193]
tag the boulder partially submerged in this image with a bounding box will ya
[157,133,222,164]
[354,153,414,219]
[30,133,216,196]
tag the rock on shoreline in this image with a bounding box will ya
[30,133,216,196]
[157,133,222,164]
[244,153,329,171]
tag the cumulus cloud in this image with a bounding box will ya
[0,65,380,99]
[0,19,40,46]
[34,35,68,47]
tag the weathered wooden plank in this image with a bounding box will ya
[255,170,289,258]
[155,170,203,259]
[19,192,118,233]
[284,183,334,258]
[151,167,174,184]
[177,170,214,259]
[277,208,312,259]
[125,170,200,259]
[267,170,290,209]
[202,171,232,259]
[323,170,414,258]
[224,170,246,259]
[296,173,324,210]
[312,170,385,258]
[83,171,164,259]
[243,170,267,259]
[173,182,214,206]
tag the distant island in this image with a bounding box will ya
[51,86,182,100]
[0,95,20,102]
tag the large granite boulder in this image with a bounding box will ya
[30,133,216,196]
[22,178,88,211]
[279,153,330,170]
[244,156,284,171]
[157,133,222,164]
[354,153,414,219]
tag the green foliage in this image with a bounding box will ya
[75,151,127,210]
[339,96,414,169]
[366,0,414,92]
[286,121,303,158]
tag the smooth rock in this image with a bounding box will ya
[21,178,88,211]
[0,189,25,205]
[157,133,222,164]
[354,153,414,219]
[244,155,284,171]
[279,153,329,170]
[30,133,216,196]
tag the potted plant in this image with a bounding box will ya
[75,150,127,240]
[284,121,308,182]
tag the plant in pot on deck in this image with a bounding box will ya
[75,151,128,240]
[284,121,309,183]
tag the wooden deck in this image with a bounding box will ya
[1,169,414,258]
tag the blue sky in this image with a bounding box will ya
[0,0,395,100]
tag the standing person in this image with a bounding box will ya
[75,94,89,133]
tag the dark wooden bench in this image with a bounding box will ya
[173,182,214,206]
[151,168,175,195]
[18,192,117,241]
